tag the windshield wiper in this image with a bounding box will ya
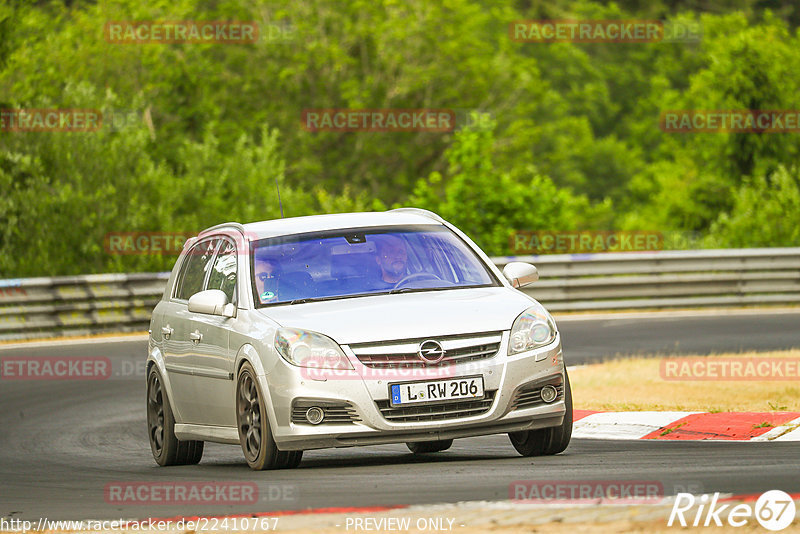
[389,287,422,294]
[389,286,457,294]
[289,296,340,305]
[389,284,489,295]
[288,293,373,305]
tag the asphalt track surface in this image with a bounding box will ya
[1,310,799,520]
[558,309,800,364]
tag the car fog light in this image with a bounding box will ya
[541,385,558,403]
[305,407,324,425]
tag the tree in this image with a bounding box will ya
[407,122,591,255]
[711,166,800,247]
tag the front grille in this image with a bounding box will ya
[350,332,502,369]
[291,401,361,425]
[509,378,564,411]
[375,391,497,423]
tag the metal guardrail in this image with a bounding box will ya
[0,273,170,341]
[1,248,798,341]
[501,247,800,311]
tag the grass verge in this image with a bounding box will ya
[571,349,800,412]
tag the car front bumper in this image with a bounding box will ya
[260,331,567,451]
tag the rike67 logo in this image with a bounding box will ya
[669,490,796,531]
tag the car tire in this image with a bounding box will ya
[147,367,204,466]
[285,450,304,468]
[406,439,453,454]
[183,440,205,465]
[508,369,573,457]
[236,362,285,470]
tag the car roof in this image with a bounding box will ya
[198,209,445,242]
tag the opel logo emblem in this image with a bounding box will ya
[418,340,445,364]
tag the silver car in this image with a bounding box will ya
[146,208,572,470]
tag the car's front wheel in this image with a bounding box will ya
[146,367,204,466]
[407,439,453,454]
[508,370,573,456]
[236,362,296,470]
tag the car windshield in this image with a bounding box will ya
[251,224,498,306]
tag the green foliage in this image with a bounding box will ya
[0,0,799,276]
[0,85,374,276]
[407,124,593,255]
[711,166,800,247]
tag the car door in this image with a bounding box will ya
[187,237,239,427]
[161,237,220,424]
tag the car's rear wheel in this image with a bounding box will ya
[147,367,204,466]
[236,362,289,470]
[407,439,453,454]
[508,370,573,456]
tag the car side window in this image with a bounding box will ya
[207,239,237,304]
[175,238,219,300]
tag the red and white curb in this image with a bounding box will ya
[573,410,800,441]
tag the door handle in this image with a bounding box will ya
[189,330,203,343]
[161,325,173,339]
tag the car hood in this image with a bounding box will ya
[257,286,535,344]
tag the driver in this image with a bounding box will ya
[255,257,280,303]
[374,235,408,286]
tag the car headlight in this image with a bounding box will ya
[508,305,557,355]
[274,327,354,370]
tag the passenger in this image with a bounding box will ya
[254,257,280,303]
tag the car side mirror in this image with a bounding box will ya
[502,262,539,288]
[188,289,236,317]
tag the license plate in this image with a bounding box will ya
[389,376,485,406]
